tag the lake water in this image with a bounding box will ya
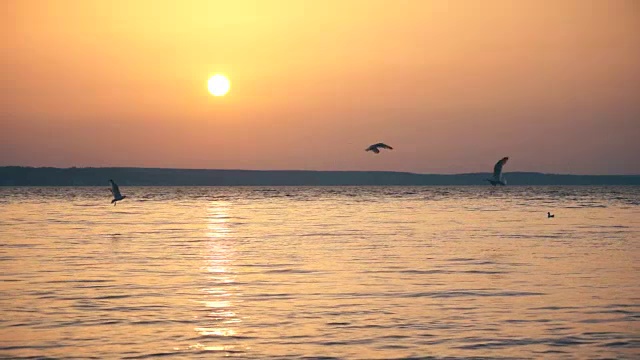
[1,186,639,359]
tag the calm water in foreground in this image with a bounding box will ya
[1,186,639,359]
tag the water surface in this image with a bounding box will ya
[1,186,639,358]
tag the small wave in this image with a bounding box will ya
[370,269,505,275]
[456,335,594,350]
[122,352,183,359]
[599,341,637,348]
[264,269,317,274]
[191,334,254,341]
[530,306,580,311]
[399,290,545,298]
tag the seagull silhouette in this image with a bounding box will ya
[109,179,127,206]
[547,212,555,218]
[365,143,393,154]
[487,157,509,186]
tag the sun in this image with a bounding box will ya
[208,74,230,96]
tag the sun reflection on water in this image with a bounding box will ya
[195,201,240,350]
[206,203,232,239]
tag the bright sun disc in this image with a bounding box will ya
[208,74,230,96]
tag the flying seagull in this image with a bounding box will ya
[487,157,509,186]
[109,179,126,206]
[365,143,393,154]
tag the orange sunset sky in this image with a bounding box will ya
[2,1,639,174]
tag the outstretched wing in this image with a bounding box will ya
[110,181,122,198]
[375,143,393,150]
[493,157,509,179]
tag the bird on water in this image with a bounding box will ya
[548,212,555,218]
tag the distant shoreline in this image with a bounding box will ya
[1,166,639,186]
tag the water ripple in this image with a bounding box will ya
[0,186,638,359]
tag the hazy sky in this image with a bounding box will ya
[2,0,639,174]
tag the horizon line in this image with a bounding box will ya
[2,165,639,177]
